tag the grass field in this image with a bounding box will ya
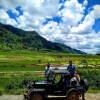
[0,50,100,67]
[0,50,100,95]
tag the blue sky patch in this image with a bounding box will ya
[42,16,62,25]
[59,0,66,3]
[59,4,65,10]
[16,6,23,16]
[93,19,100,33]
[7,6,23,22]
[7,10,17,21]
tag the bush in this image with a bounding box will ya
[78,68,100,89]
[0,89,3,96]
[5,81,15,91]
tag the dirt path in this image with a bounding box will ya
[0,93,100,100]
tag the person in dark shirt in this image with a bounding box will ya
[67,60,76,76]
[65,60,77,86]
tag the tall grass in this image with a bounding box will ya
[0,74,45,95]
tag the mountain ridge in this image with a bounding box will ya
[0,23,86,54]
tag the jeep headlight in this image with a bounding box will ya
[27,82,34,89]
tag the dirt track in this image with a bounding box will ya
[0,93,100,100]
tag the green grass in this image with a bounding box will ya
[0,66,44,72]
[88,88,100,93]
[0,75,45,95]
[0,50,100,94]
[0,68,100,94]
[0,50,100,68]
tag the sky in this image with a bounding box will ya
[0,0,100,54]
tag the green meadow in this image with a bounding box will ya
[0,50,100,95]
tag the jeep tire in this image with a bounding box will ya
[67,91,80,100]
[30,93,43,100]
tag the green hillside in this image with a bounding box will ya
[0,23,85,54]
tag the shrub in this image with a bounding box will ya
[78,68,100,89]
[0,89,3,96]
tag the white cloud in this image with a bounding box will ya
[83,0,88,7]
[17,11,45,31]
[69,3,99,35]
[0,9,17,25]
[24,0,59,18]
[11,8,20,16]
[59,0,84,27]
[92,5,100,19]
[39,21,63,41]
[70,13,95,34]
[0,0,24,16]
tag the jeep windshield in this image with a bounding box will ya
[52,70,70,84]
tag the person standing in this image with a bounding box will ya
[67,60,80,81]
[67,60,76,76]
[45,63,53,81]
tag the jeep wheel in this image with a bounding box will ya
[30,93,43,100]
[67,91,80,100]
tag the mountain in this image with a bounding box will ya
[0,23,85,54]
[96,54,100,56]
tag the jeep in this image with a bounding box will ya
[24,70,89,100]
